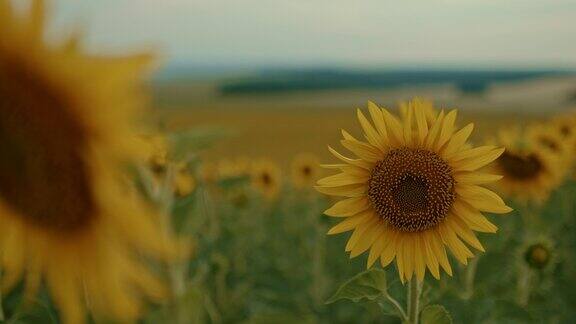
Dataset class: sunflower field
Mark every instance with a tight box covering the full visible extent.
[1,0,576,323]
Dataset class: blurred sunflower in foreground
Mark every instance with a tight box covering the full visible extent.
[0,1,174,323]
[251,159,282,199]
[488,127,564,204]
[291,153,321,189]
[316,99,511,283]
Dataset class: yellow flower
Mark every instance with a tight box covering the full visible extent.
[526,123,573,170]
[199,161,219,184]
[174,162,196,197]
[146,134,169,179]
[316,99,511,283]
[217,156,251,180]
[290,153,321,189]
[488,127,563,204]
[251,159,282,199]
[518,237,556,272]
[0,1,173,323]
[549,113,576,143]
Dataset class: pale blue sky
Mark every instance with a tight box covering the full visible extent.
[50,0,576,68]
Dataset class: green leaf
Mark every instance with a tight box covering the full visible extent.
[421,305,452,324]
[168,127,231,160]
[325,268,387,304]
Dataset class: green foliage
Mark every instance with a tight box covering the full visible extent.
[326,268,387,304]
[420,305,452,324]
[168,127,231,159]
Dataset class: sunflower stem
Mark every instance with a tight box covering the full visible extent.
[407,277,422,324]
[462,257,479,299]
[517,266,532,306]
[380,293,407,321]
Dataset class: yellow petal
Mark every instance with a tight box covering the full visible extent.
[328,146,373,170]
[367,229,389,268]
[327,210,375,234]
[414,103,429,146]
[451,200,498,233]
[350,222,385,258]
[452,147,505,171]
[450,145,496,161]
[382,108,405,147]
[456,184,512,214]
[315,184,366,197]
[435,109,457,150]
[446,216,485,252]
[403,105,414,147]
[422,232,440,279]
[368,101,389,143]
[442,123,474,158]
[430,229,452,276]
[324,197,370,217]
[414,236,426,282]
[317,172,368,186]
[403,235,415,281]
[425,110,445,149]
[438,223,473,265]
[357,109,385,150]
[395,235,405,283]
[345,217,379,251]
[341,139,382,162]
[454,171,503,185]
[380,230,398,268]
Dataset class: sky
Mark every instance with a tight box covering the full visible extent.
[50,0,576,69]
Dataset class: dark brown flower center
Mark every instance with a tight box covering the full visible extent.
[367,148,455,232]
[560,125,572,137]
[498,152,543,180]
[302,166,312,177]
[524,244,550,270]
[0,58,96,232]
[262,173,272,186]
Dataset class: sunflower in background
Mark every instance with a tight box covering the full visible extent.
[521,240,556,272]
[199,161,219,184]
[526,123,573,172]
[251,159,282,199]
[516,236,557,306]
[174,162,196,197]
[291,153,321,189]
[0,1,174,323]
[487,127,564,204]
[316,99,511,283]
[549,113,576,145]
[146,134,169,180]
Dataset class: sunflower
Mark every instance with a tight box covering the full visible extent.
[0,1,173,323]
[291,153,321,189]
[174,162,196,197]
[199,161,219,184]
[217,157,251,180]
[488,127,563,204]
[146,134,169,180]
[316,99,511,282]
[251,159,282,199]
[515,236,557,305]
[526,123,573,170]
[549,113,576,144]
[522,241,555,271]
